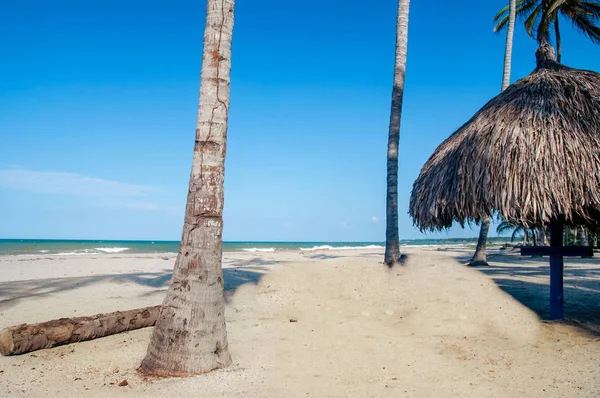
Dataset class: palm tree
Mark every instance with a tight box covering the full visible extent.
[470,0,517,267]
[496,220,528,243]
[385,0,411,266]
[139,0,235,376]
[494,0,600,63]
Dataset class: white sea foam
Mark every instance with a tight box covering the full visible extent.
[95,247,130,253]
[300,245,384,251]
[243,248,276,252]
[55,250,95,256]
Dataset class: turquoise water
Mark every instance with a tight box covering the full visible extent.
[0,238,511,256]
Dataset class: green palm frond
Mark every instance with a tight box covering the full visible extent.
[548,0,568,14]
[562,2,600,42]
[524,4,544,37]
[569,14,600,42]
[511,226,526,242]
[493,0,600,45]
[496,221,515,235]
[494,0,536,33]
[580,1,600,15]
[494,14,511,32]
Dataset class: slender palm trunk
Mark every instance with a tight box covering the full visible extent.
[538,225,548,246]
[577,227,589,246]
[471,220,490,266]
[554,17,562,63]
[501,0,516,91]
[385,0,410,266]
[471,0,515,267]
[139,0,235,376]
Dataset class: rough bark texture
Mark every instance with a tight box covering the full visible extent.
[385,0,410,266]
[471,0,516,266]
[0,306,159,356]
[139,0,234,376]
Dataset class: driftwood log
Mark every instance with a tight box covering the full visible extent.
[0,305,160,356]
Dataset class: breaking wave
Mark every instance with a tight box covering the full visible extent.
[299,245,384,251]
[243,248,276,252]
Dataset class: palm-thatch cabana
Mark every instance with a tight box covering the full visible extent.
[409,44,600,319]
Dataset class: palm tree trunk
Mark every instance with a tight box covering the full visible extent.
[385,0,411,266]
[471,0,516,266]
[554,16,562,63]
[139,0,234,376]
[501,0,517,91]
[538,226,548,246]
[538,0,551,44]
[577,227,589,246]
[470,219,490,266]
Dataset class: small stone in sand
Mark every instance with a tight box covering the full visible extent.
[118,380,128,387]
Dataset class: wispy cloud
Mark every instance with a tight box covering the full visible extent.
[99,200,163,211]
[0,169,164,211]
[371,216,380,223]
[0,169,156,197]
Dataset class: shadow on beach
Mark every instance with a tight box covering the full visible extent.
[0,256,289,312]
[454,251,600,336]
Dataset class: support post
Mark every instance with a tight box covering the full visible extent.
[549,216,565,320]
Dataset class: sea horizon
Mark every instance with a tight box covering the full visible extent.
[0,237,513,256]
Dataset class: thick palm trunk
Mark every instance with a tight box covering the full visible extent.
[1,306,159,356]
[471,0,516,266]
[139,0,234,376]
[384,0,410,266]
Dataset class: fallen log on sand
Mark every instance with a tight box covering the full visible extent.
[0,305,161,356]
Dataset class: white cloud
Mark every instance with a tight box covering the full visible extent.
[371,216,380,223]
[0,169,156,197]
[0,169,164,212]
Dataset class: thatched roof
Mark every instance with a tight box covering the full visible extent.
[410,44,600,230]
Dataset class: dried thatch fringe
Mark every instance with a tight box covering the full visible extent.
[410,45,600,231]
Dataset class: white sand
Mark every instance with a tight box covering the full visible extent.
[0,247,599,397]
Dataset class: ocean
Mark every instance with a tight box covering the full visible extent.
[0,238,512,256]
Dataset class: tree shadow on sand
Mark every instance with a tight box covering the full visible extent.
[0,257,288,311]
[453,252,600,336]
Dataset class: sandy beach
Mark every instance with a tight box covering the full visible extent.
[0,247,599,397]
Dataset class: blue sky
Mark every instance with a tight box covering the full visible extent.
[1,0,599,241]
